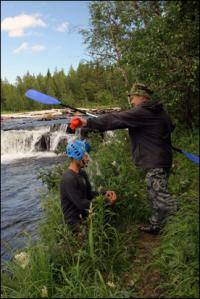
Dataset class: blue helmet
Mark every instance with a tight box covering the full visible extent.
[66,139,90,160]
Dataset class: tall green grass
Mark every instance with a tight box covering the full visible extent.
[152,199,199,298]
[1,129,199,298]
[149,130,199,298]
[2,193,138,298]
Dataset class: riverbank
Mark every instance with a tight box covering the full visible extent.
[1,106,121,120]
[1,109,65,119]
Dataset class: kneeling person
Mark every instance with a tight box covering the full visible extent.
[60,139,116,233]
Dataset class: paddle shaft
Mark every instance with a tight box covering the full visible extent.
[60,103,96,118]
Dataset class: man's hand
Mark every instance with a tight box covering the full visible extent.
[105,191,117,204]
[78,117,87,127]
[69,117,88,130]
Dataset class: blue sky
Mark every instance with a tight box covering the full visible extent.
[1,1,91,84]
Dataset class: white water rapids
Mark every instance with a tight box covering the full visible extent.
[1,124,68,163]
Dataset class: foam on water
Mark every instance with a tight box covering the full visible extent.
[1,152,59,164]
[1,123,68,163]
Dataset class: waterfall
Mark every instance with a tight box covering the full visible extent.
[1,124,68,163]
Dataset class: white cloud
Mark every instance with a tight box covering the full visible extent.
[13,43,46,54]
[56,21,69,33]
[26,31,43,37]
[31,45,46,52]
[13,42,29,53]
[1,13,47,37]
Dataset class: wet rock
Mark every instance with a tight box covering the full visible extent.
[40,113,56,121]
[50,124,61,132]
[35,133,50,151]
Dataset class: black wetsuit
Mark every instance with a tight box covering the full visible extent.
[60,169,99,230]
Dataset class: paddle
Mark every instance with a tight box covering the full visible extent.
[172,146,199,165]
[25,89,97,118]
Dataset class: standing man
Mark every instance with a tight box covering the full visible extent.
[60,139,117,235]
[74,83,178,234]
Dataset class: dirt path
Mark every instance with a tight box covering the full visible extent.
[122,229,163,298]
[133,232,162,298]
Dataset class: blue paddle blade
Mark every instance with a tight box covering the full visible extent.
[25,89,61,105]
[181,150,200,164]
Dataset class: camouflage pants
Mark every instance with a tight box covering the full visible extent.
[145,168,178,229]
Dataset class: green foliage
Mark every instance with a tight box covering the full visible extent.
[170,128,199,196]
[152,199,199,298]
[2,188,137,298]
[88,130,151,225]
[148,129,199,298]
[37,160,69,191]
[1,63,125,113]
[82,0,199,129]
[128,1,199,129]
[2,244,54,298]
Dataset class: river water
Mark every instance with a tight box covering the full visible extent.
[1,116,70,264]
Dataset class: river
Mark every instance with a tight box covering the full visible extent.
[1,115,70,264]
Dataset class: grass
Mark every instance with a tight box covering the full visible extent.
[152,199,199,298]
[1,129,199,298]
[148,130,199,298]
[2,192,136,298]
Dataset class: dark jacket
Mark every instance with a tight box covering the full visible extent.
[60,169,99,229]
[85,101,175,169]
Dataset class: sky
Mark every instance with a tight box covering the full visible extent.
[1,0,91,84]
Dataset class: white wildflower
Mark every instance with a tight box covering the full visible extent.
[41,286,48,298]
[88,203,95,220]
[128,280,135,287]
[88,203,94,215]
[111,161,117,166]
[107,281,116,288]
[14,251,30,269]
